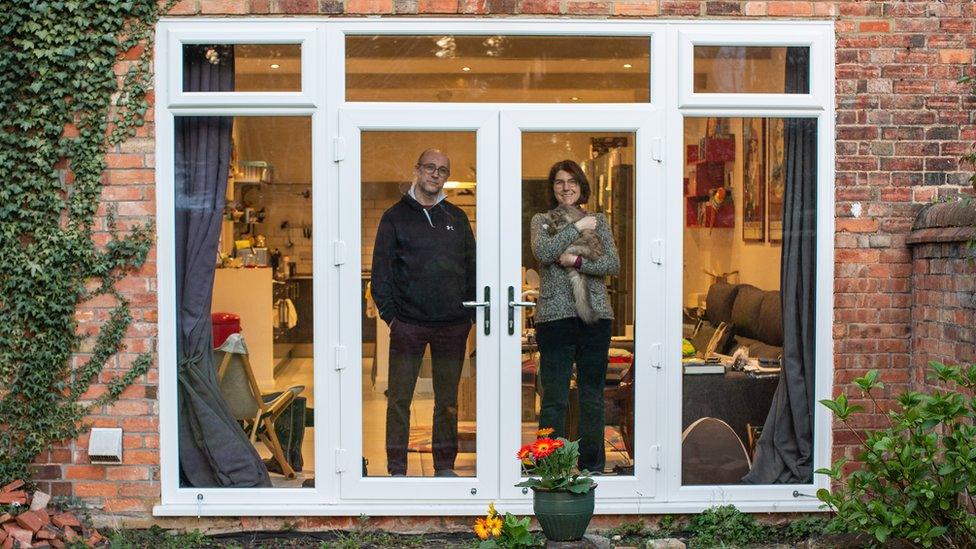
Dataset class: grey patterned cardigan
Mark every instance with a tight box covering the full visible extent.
[530,211,620,324]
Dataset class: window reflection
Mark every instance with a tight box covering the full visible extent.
[693,46,809,94]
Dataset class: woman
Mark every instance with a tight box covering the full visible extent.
[530,159,620,474]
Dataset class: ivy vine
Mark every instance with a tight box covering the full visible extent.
[0,0,171,485]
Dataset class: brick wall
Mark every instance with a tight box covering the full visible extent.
[44,0,976,524]
[907,202,976,391]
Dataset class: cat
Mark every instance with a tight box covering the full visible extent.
[546,204,604,324]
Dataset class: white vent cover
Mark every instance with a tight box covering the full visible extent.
[88,428,123,464]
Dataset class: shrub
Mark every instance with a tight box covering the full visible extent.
[817,363,976,548]
[686,505,770,548]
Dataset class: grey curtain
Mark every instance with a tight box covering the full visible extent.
[743,47,816,484]
[176,46,271,487]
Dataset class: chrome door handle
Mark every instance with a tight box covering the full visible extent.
[507,286,535,335]
[462,286,491,335]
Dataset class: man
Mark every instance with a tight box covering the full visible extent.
[371,149,476,478]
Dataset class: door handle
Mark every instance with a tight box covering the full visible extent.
[462,286,491,335]
[507,286,535,335]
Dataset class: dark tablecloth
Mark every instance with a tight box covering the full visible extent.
[682,371,779,446]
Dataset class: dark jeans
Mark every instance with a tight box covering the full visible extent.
[386,319,471,475]
[536,317,612,473]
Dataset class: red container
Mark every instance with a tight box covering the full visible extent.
[211,312,240,348]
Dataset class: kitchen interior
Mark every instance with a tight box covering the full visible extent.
[211,113,315,487]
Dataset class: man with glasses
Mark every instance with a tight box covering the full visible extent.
[372,148,476,478]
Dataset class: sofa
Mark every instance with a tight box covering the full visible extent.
[685,282,784,361]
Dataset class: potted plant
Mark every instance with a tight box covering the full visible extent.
[516,428,596,542]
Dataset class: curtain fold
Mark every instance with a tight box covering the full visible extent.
[176,46,271,487]
[743,47,817,484]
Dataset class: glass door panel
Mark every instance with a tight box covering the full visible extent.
[338,109,499,500]
[499,110,664,500]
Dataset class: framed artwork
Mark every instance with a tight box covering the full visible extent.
[766,118,785,243]
[741,118,765,242]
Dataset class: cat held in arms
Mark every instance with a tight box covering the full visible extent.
[546,204,604,324]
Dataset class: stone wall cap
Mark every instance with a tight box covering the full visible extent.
[908,201,976,245]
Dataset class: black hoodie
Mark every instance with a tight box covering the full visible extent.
[371,192,476,327]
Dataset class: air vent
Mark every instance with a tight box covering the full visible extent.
[87,428,123,464]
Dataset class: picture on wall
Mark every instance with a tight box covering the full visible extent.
[766,118,785,243]
[741,118,765,242]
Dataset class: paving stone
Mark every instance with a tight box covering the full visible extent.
[646,538,686,549]
[546,534,612,548]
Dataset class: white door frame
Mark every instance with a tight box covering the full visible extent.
[336,106,501,500]
[498,107,666,501]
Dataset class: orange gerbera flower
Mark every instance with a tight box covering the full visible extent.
[474,517,489,540]
[487,515,504,537]
[536,427,555,438]
[531,437,560,459]
[517,445,533,461]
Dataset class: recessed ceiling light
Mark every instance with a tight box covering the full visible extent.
[461,66,471,72]
[270,63,280,69]
[623,63,633,69]
[571,96,580,101]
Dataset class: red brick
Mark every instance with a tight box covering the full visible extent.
[858,21,889,33]
[766,1,812,16]
[520,0,558,12]
[199,0,247,12]
[565,0,609,14]
[614,0,658,15]
[72,482,117,498]
[345,0,392,11]
[418,0,457,11]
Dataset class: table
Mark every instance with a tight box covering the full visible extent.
[682,371,779,447]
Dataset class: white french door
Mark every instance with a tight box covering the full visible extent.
[337,107,501,500]
[337,106,664,502]
[498,109,666,501]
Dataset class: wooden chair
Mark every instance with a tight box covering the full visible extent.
[214,333,304,479]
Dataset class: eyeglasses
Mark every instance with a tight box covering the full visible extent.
[553,178,579,188]
[419,163,450,177]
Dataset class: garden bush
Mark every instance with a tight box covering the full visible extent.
[817,363,976,548]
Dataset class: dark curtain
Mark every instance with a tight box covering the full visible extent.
[743,47,816,484]
[176,46,271,487]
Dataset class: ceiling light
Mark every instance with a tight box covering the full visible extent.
[270,63,280,69]
[461,66,471,72]
[623,63,633,69]
[444,181,476,189]
[570,96,580,101]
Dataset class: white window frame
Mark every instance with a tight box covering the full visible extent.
[167,24,319,107]
[153,17,834,517]
[676,24,830,110]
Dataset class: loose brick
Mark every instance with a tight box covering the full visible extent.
[1,481,24,494]
[0,492,27,505]
[15,511,45,534]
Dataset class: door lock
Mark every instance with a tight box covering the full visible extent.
[507,286,536,335]
[462,286,491,335]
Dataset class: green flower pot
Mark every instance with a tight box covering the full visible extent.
[532,485,596,542]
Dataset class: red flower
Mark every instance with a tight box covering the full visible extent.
[517,445,533,461]
[530,438,562,459]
